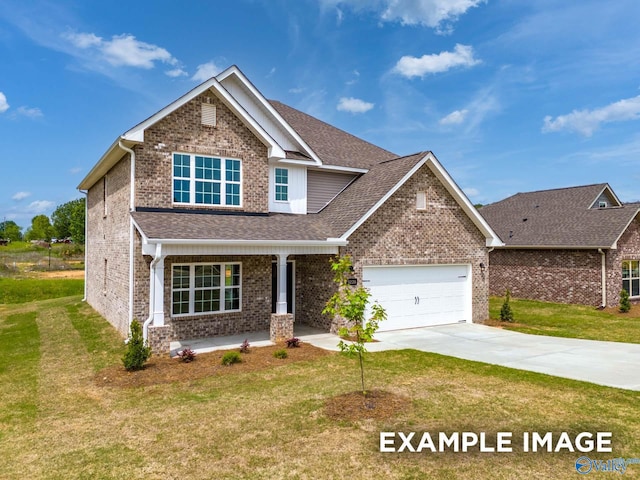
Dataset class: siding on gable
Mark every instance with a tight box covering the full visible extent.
[307,170,357,213]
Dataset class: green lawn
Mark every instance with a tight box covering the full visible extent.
[0,277,84,304]
[489,296,640,344]
[1,295,639,479]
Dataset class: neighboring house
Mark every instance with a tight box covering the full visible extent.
[78,65,501,354]
[480,184,640,307]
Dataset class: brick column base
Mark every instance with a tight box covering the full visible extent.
[270,313,294,342]
[148,325,172,355]
[330,315,352,335]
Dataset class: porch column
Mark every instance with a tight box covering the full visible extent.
[275,253,289,314]
[150,255,166,326]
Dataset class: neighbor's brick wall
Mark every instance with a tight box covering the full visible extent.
[489,249,602,306]
[85,154,132,338]
[608,215,640,306]
[162,255,272,340]
[134,92,269,213]
[341,163,490,323]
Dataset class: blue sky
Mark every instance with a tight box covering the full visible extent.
[1,0,640,228]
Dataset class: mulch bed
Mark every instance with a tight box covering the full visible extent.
[95,343,332,388]
[324,389,412,421]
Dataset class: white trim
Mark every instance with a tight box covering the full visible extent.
[340,152,502,247]
[271,259,296,315]
[494,245,613,250]
[310,164,369,174]
[171,261,242,317]
[588,184,622,209]
[217,66,322,165]
[610,208,640,249]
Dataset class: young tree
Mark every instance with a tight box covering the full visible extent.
[323,255,386,395]
[52,198,85,243]
[500,289,514,322]
[24,214,53,242]
[0,220,23,241]
[122,320,152,371]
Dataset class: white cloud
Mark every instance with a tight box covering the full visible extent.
[440,109,468,125]
[192,61,221,82]
[0,92,9,113]
[69,167,82,174]
[542,95,640,136]
[15,106,43,118]
[289,87,305,94]
[26,200,55,213]
[463,187,480,197]
[62,31,178,69]
[322,0,485,32]
[165,68,188,78]
[394,44,481,78]
[12,191,31,200]
[337,97,374,113]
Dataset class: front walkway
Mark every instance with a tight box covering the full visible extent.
[171,323,640,391]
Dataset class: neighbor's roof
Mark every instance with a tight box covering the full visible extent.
[269,100,398,169]
[480,183,640,248]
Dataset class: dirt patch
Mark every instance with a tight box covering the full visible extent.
[95,343,332,388]
[324,389,412,421]
[35,270,85,279]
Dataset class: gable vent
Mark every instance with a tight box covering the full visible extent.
[201,103,216,127]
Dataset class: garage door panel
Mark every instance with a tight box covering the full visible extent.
[364,265,470,331]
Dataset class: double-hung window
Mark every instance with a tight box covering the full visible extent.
[173,153,242,207]
[274,167,288,202]
[172,263,241,316]
[622,260,640,297]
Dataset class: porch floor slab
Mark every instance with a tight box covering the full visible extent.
[169,324,328,356]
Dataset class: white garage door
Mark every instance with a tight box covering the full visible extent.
[363,264,471,331]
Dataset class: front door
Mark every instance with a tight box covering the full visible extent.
[272,261,294,314]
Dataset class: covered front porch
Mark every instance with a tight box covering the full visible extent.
[169,323,335,356]
[137,237,344,354]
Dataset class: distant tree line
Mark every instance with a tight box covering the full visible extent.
[0,197,85,244]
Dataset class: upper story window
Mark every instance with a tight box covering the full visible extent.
[274,167,288,202]
[173,153,242,207]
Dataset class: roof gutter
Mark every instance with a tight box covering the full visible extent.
[143,238,348,247]
[143,243,163,342]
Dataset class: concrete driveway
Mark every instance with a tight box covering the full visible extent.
[299,323,640,391]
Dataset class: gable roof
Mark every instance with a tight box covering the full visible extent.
[268,100,398,169]
[480,183,640,248]
[131,151,502,247]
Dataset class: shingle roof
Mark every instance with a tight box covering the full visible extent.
[131,153,427,242]
[480,184,640,248]
[268,100,398,169]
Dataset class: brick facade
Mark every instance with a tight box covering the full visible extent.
[134,93,269,213]
[341,163,490,323]
[489,217,640,308]
[85,154,132,337]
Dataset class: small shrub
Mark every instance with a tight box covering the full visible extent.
[500,289,514,322]
[176,347,197,363]
[273,349,288,359]
[619,289,631,313]
[221,351,242,365]
[239,338,250,353]
[285,337,300,348]
[122,319,152,371]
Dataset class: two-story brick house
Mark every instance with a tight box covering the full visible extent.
[79,65,502,354]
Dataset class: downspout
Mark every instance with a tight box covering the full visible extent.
[598,249,606,308]
[78,189,88,301]
[143,243,162,341]
[118,140,136,327]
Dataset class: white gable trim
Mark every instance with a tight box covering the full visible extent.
[611,208,640,249]
[217,66,322,165]
[588,184,622,209]
[340,152,503,247]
